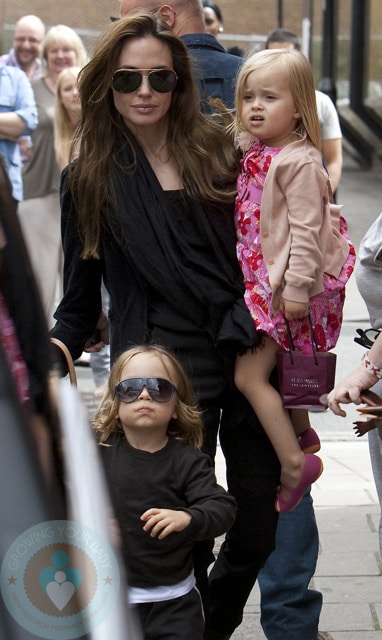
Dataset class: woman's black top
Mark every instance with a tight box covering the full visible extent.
[52,136,258,401]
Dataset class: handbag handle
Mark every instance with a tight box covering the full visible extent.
[50,338,77,386]
[285,314,318,366]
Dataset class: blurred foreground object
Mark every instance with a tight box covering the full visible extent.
[0,158,141,639]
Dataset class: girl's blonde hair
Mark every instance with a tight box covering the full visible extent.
[54,66,82,169]
[94,344,204,449]
[42,25,88,73]
[234,48,321,150]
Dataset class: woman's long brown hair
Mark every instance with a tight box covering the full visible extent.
[67,10,240,258]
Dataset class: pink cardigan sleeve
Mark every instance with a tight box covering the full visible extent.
[280,159,326,303]
[260,139,349,307]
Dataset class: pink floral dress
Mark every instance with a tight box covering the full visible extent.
[235,139,356,354]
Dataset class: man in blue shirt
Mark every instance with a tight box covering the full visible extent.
[0,15,45,81]
[0,64,38,205]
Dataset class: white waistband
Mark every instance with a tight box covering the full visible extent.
[128,571,196,604]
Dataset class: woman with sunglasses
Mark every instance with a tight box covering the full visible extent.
[95,344,236,639]
[51,11,280,637]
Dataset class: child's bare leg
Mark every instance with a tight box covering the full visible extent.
[235,336,304,489]
[292,409,321,454]
[291,409,311,437]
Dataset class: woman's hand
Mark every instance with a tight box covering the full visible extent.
[279,298,309,321]
[328,332,382,416]
[327,364,378,416]
[141,508,192,539]
[84,310,110,352]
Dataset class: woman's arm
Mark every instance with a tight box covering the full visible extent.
[50,172,103,361]
[327,332,382,416]
[322,137,342,193]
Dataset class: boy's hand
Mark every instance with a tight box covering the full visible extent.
[141,508,191,539]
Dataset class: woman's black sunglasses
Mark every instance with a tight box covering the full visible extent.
[114,377,177,403]
[112,68,178,94]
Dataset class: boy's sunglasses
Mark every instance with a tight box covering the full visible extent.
[112,68,178,94]
[114,377,177,403]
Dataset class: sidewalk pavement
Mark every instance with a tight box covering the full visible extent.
[76,153,382,639]
[214,440,382,640]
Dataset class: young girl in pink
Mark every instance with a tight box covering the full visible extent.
[232,49,355,512]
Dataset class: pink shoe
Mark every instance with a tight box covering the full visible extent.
[298,427,321,453]
[275,454,323,513]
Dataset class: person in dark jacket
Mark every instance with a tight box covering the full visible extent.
[120,0,243,110]
[51,11,280,638]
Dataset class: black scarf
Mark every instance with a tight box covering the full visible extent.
[108,136,258,354]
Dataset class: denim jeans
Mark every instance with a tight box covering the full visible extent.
[258,489,322,640]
